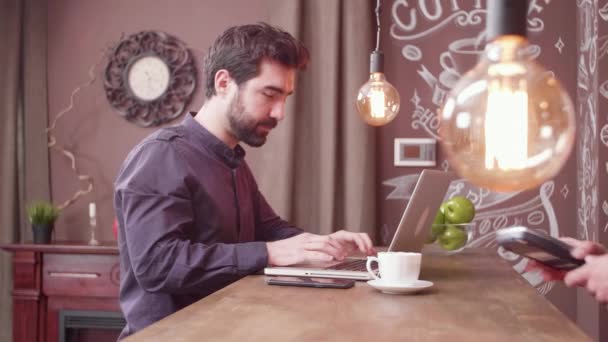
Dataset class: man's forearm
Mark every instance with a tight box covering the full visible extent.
[131,239,268,293]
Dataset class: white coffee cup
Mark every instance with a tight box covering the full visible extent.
[366,252,421,284]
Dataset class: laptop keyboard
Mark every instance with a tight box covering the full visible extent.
[326,259,373,272]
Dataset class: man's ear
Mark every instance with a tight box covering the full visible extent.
[214,69,232,97]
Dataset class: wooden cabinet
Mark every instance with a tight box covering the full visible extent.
[1,243,122,342]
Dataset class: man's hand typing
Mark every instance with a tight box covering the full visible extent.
[266,230,376,266]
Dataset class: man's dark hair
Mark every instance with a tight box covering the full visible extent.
[202,22,309,98]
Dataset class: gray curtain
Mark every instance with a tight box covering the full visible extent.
[248,0,377,240]
[0,0,50,340]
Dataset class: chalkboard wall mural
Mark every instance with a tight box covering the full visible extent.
[577,0,599,242]
[601,1,608,241]
[391,0,547,142]
[595,0,608,238]
[381,0,575,295]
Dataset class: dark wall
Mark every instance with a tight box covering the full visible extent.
[377,0,578,322]
[47,0,274,242]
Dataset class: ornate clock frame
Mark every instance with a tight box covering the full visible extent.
[103,30,197,127]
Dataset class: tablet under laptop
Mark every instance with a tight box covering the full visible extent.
[264,169,456,280]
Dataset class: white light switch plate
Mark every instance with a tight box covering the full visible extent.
[394,138,436,167]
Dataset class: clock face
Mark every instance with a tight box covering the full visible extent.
[127,55,171,101]
[104,30,197,127]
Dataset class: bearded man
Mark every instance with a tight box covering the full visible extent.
[114,23,374,339]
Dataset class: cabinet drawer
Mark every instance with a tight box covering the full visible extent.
[43,253,120,298]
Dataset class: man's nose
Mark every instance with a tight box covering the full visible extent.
[270,101,286,121]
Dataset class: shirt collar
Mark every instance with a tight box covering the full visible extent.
[182,113,246,168]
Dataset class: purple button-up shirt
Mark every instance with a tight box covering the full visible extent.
[114,113,302,338]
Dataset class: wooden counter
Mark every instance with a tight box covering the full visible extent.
[125,248,591,342]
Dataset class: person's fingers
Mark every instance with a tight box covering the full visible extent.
[325,231,357,253]
[358,233,375,255]
[559,237,588,259]
[580,256,608,302]
[327,230,348,242]
[330,231,375,255]
[587,279,601,301]
[560,237,606,259]
[571,243,602,259]
[585,255,598,263]
[310,233,342,247]
[588,242,606,255]
[325,235,348,256]
[587,279,598,295]
[305,240,344,260]
[571,248,586,260]
[595,288,608,303]
[346,234,369,255]
[312,235,348,258]
[303,250,334,263]
[570,246,593,259]
[564,266,591,287]
[559,236,583,247]
[305,240,340,258]
[347,234,368,254]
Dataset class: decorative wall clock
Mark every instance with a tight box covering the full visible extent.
[103,31,197,127]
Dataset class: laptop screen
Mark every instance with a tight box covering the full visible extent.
[388,170,456,253]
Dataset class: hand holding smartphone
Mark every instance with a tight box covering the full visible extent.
[266,276,355,289]
[496,227,584,271]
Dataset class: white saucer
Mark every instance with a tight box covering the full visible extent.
[367,279,433,295]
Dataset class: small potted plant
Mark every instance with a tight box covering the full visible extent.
[27,201,60,244]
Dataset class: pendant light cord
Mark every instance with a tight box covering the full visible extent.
[375,0,381,52]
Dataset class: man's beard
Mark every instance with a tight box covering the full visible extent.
[227,92,277,147]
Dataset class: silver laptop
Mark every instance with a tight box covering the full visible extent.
[264,169,455,280]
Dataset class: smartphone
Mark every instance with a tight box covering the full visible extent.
[266,276,355,289]
[496,226,584,271]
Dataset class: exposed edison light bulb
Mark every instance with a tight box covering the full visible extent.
[356,51,400,126]
[356,71,400,126]
[438,1,575,192]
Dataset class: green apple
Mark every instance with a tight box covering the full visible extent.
[441,196,475,224]
[438,225,468,251]
[427,208,446,243]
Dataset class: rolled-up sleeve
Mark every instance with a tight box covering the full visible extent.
[115,141,268,295]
